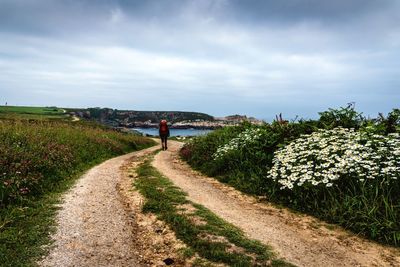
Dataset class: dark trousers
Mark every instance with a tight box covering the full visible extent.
[160,134,168,150]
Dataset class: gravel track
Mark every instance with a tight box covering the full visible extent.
[40,146,159,267]
[153,141,400,267]
[39,139,400,267]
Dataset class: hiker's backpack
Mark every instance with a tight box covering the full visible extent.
[160,120,168,134]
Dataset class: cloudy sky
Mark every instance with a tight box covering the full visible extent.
[0,0,399,119]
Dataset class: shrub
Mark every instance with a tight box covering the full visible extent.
[181,125,245,176]
[181,105,400,246]
[318,103,364,129]
[181,121,318,194]
[267,128,400,245]
[269,128,400,189]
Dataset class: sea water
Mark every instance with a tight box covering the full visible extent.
[131,127,213,137]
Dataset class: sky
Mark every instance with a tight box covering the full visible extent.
[0,0,399,120]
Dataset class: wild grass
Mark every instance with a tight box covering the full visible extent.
[134,157,292,266]
[0,119,155,266]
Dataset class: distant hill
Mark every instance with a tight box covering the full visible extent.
[68,108,214,126]
[0,106,262,129]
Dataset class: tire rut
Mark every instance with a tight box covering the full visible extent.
[152,141,400,267]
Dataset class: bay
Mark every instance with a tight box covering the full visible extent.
[131,127,213,137]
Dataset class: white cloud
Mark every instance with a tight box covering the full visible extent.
[0,0,399,118]
[110,7,124,24]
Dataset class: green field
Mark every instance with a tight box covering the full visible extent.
[0,106,68,120]
[0,105,65,114]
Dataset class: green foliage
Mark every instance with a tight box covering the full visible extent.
[0,119,155,266]
[360,108,400,135]
[182,105,400,246]
[0,184,69,267]
[318,103,364,129]
[134,157,292,267]
[181,121,317,195]
[0,120,155,206]
[377,108,400,134]
[180,125,245,176]
[268,128,400,245]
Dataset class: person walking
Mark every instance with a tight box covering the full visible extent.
[159,119,170,150]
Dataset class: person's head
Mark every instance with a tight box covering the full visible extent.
[161,119,167,124]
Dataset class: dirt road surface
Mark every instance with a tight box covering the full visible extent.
[40,146,159,267]
[153,140,400,267]
[39,139,400,267]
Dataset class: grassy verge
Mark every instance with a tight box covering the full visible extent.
[1,170,86,266]
[181,122,400,246]
[134,156,292,267]
[0,119,156,266]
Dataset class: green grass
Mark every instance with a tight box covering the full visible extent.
[169,136,194,143]
[0,118,156,266]
[134,156,293,267]
[0,106,69,121]
[1,170,84,267]
[0,106,65,115]
[0,106,69,122]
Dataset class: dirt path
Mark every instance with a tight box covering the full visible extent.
[153,141,400,267]
[40,146,159,267]
[71,115,80,122]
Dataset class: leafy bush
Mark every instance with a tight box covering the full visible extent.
[180,125,245,176]
[181,121,317,194]
[182,105,400,246]
[377,109,400,134]
[318,103,364,129]
[359,108,400,135]
[268,128,400,244]
[269,128,399,189]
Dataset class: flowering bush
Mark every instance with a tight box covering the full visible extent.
[180,125,245,175]
[182,109,400,245]
[182,121,317,195]
[213,128,265,160]
[269,128,400,190]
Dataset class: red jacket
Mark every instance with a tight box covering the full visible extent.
[159,120,170,136]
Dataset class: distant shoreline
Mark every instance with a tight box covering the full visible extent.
[129,127,213,137]
[129,125,219,130]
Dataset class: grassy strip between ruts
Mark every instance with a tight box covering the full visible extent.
[134,155,293,267]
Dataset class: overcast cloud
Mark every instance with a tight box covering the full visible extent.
[0,0,399,119]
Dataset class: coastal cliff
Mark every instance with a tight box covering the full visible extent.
[69,108,263,129]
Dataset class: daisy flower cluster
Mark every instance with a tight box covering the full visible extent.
[213,128,264,160]
[268,128,400,190]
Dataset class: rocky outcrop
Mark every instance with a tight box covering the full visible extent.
[69,108,263,129]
